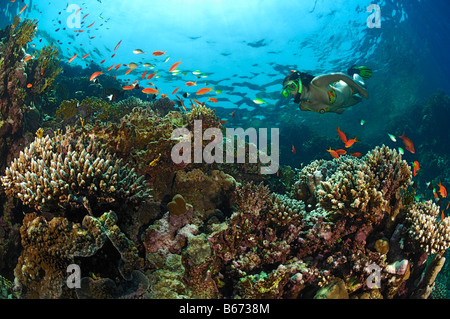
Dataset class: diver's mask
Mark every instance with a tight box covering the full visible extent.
[281,80,302,103]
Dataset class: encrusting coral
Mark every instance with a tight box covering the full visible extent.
[15,210,144,298]
[1,132,150,213]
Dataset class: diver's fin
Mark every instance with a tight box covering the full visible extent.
[347,65,372,80]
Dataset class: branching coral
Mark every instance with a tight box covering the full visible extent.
[1,133,150,213]
[405,200,450,255]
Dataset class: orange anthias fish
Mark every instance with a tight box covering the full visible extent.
[141,70,147,79]
[87,21,95,28]
[413,161,420,177]
[292,144,296,154]
[26,83,32,88]
[125,68,133,75]
[186,81,197,86]
[82,53,90,59]
[351,152,362,157]
[152,51,166,56]
[24,55,33,62]
[142,87,159,94]
[107,64,115,71]
[114,40,122,51]
[68,54,78,63]
[398,131,415,154]
[172,87,179,95]
[345,137,358,148]
[231,110,236,118]
[208,97,218,103]
[196,87,213,95]
[19,3,27,14]
[122,85,136,90]
[438,181,447,198]
[114,64,122,71]
[336,149,347,155]
[327,148,340,159]
[336,126,347,144]
[169,60,181,73]
[89,71,103,81]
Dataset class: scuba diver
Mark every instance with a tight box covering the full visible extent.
[281,65,372,114]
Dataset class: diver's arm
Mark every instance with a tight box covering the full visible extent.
[313,73,369,99]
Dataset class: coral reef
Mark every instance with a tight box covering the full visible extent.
[1,133,150,213]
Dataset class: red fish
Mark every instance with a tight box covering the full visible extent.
[27,83,33,88]
[107,64,115,71]
[89,71,103,81]
[351,152,362,157]
[24,55,33,62]
[152,51,166,56]
[196,87,213,95]
[193,99,204,106]
[337,126,347,144]
[141,70,147,79]
[231,110,235,118]
[413,161,420,177]
[292,144,296,154]
[345,137,358,148]
[82,14,90,20]
[87,21,95,28]
[114,40,122,51]
[19,3,27,14]
[111,53,116,58]
[336,149,347,155]
[169,60,181,73]
[186,81,197,86]
[220,120,227,124]
[82,53,90,59]
[68,54,78,63]
[327,148,340,159]
[125,68,133,75]
[114,64,122,71]
[398,131,415,154]
[100,59,106,64]
[172,87,179,95]
[122,85,136,90]
[142,87,159,94]
[146,72,156,80]
[208,97,218,103]
[438,181,447,198]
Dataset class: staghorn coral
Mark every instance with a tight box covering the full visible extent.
[1,133,150,213]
